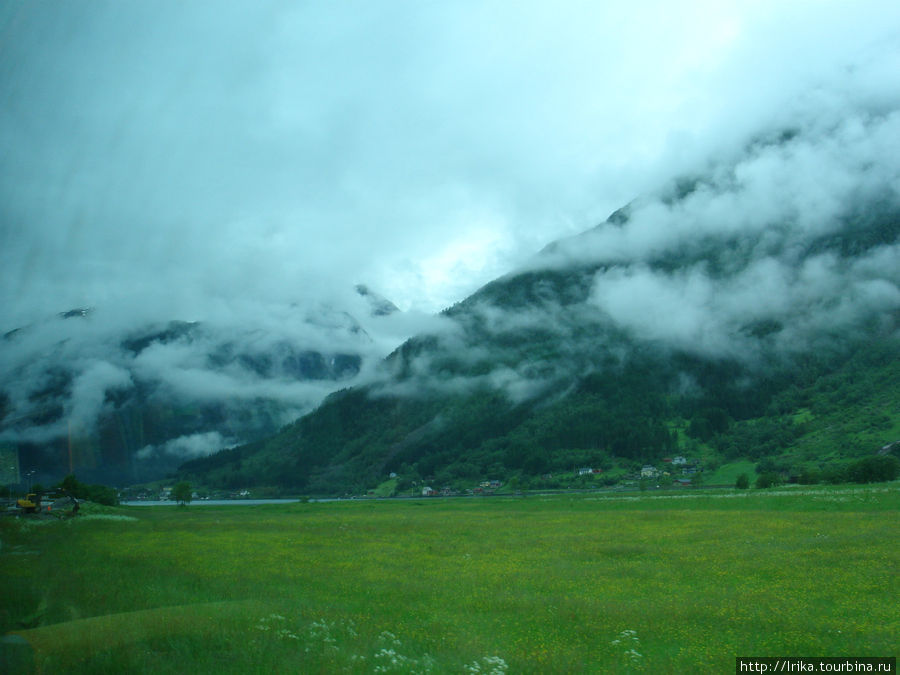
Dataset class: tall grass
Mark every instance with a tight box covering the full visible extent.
[1,484,898,673]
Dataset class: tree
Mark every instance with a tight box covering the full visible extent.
[735,473,750,489]
[845,456,900,484]
[59,474,81,495]
[755,472,781,489]
[172,481,192,505]
[796,468,821,485]
[821,465,846,484]
[56,474,119,505]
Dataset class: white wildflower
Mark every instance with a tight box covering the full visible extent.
[372,645,434,674]
[378,630,402,647]
[466,656,507,674]
[77,514,139,522]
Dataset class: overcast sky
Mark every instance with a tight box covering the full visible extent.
[2,0,900,332]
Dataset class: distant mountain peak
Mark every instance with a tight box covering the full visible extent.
[355,284,400,317]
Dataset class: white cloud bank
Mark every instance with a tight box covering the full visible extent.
[575,107,900,360]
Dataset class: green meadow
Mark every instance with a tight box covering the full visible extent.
[1,485,898,673]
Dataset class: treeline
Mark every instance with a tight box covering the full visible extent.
[745,453,899,490]
[56,473,119,506]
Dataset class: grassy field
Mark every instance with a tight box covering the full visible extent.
[702,460,757,486]
[1,485,898,673]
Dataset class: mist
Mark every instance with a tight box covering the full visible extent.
[579,108,900,360]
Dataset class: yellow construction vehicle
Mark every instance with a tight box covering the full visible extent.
[16,493,42,513]
[15,490,79,516]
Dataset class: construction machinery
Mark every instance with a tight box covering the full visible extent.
[15,492,42,513]
[15,490,78,515]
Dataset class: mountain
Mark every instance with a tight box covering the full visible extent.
[180,118,900,495]
[0,286,400,485]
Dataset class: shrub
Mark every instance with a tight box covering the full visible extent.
[735,473,750,490]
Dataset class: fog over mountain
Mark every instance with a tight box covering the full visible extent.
[0,287,416,481]
[1,1,899,484]
[534,109,900,361]
[367,98,900,403]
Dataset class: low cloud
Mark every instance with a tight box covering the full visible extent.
[137,431,234,462]
[0,293,408,454]
[67,360,133,431]
[590,247,900,361]
[542,108,900,271]
[545,102,900,362]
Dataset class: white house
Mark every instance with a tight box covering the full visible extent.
[640,465,659,478]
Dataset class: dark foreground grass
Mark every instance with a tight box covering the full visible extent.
[1,484,898,673]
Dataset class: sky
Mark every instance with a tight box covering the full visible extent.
[2,0,899,332]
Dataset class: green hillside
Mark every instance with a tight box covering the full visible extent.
[179,327,898,495]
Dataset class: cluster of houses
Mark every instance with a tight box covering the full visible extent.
[574,456,701,484]
[639,456,700,485]
[415,457,703,496]
[421,479,503,497]
[125,487,250,501]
